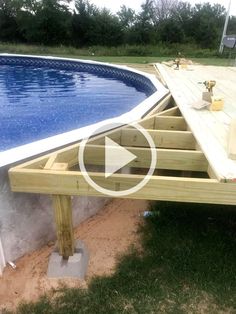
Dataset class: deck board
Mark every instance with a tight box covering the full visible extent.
[156,64,236,182]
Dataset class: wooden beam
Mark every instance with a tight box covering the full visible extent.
[157,106,180,116]
[207,165,218,179]
[138,115,187,131]
[88,127,122,146]
[154,64,167,86]
[51,163,69,171]
[137,116,155,129]
[81,145,208,172]
[120,129,196,150]
[52,195,74,259]
[143,93,171,116]
[44,154,58,170]
[154,116,187,130]
[228,119,236,160]
[11,104,180,171]
[9,168,236,205]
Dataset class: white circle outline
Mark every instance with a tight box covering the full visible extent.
[78,121,157,197]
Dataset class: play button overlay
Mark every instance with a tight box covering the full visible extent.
[105,137,137,178]
[78,120,157,197]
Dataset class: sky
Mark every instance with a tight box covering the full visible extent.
[89,0,236,16]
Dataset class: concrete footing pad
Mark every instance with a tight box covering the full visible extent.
[47,240,89,279]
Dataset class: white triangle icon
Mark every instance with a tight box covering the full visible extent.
[105,137,137,178]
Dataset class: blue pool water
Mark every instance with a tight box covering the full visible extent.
[0,64,152,152]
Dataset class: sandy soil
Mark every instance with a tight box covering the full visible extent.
[0,199,148,311]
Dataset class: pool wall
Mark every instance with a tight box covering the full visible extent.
[0,55,168,274]
[0,165,110,273]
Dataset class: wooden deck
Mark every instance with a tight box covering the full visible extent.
[156,64,236,182]
[8,63,236,258]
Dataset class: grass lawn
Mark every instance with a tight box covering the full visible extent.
[5,201,236,314]
[0,53,231,66]
[67,56,232,66]
[0,43,233,66]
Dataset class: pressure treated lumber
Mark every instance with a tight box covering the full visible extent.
[9,168,236,205]
[156,63,236,181]
[157,106,180,116]
[52,195,74,258]
[44,154,58,170]
[138,116,155,129]
[154,116,187,130]
[12,103,177,172]
[143,93,171,116]
[51,163,69,171]
[120,129,196,149]
[81,145,208,171]
[45,156,72,258]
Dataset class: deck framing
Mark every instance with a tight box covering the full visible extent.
[9,101,236,202]
[8,65,236,258]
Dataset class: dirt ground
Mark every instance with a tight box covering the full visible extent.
[0,199,148,311]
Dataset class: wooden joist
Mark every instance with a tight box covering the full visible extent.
[81,145,208,172]
[138,116,155,129]
[154,116,187,130]
[44,154,58,170]
[120,129,196,150]
[138,116,187,131]
[143,93,172,116]
[157,106,180,116]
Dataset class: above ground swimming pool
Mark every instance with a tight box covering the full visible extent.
[0,54,168,167]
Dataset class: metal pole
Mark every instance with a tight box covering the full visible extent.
[219,0,232,54]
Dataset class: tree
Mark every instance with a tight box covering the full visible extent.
[72,0,98,46]
[153,0,179,23]
[189,3,225,48]
[170,1,192,40]
[117,5,136,29]
[133,0,156,44]
[32,0,72,45]
[90,8,123,46]
[228,16,236,35]
[116,5,136,44]
[0,0,233,49]
[159,18,185,43]
[0,0,23,41]
[154,1,191,43]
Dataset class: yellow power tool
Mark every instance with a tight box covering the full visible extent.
[199,80,216,93]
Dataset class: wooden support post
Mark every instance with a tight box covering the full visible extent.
[45,160,73,258]
[52,195,74,259]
